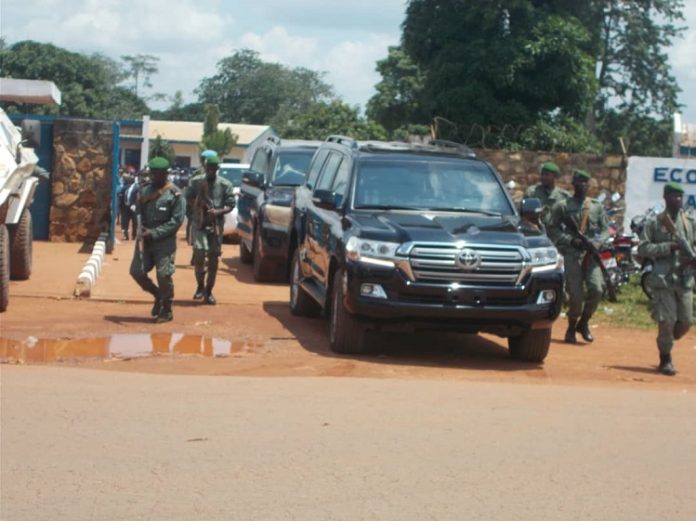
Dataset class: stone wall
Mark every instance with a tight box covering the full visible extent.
[474,149,626,202]
[50,119,114,242]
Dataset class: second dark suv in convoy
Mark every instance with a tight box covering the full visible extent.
[289,136,563,362]
[237,137,319,281]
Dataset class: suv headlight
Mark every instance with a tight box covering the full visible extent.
[527,246,562,272]
[345,237,400,267]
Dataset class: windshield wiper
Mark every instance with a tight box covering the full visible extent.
[354,204,421,211]
[425,207,503,217]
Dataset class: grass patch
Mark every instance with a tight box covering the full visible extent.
[579,276,655,329]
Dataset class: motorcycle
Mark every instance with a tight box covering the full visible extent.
[597,192,636,291]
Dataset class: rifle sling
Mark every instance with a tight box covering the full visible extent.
[139,183,175,206]
[579,197,591,234]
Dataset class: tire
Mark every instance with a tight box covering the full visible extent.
[289,249,320,317]
[329,269,371,354]
[9,208,32,280]
[252,226,274,282]
[0,225,10,312]
[508,328,551,363]
[239,237,253,264]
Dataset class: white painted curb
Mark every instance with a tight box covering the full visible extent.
[74,233,108,298]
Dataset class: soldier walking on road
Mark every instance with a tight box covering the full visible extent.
[185,155,235,305]
[524,161,569,227]
[547,169,608,344]
[129,157,186,323]
[637,181,695,376]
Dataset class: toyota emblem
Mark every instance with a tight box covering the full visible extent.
[456,248,481,270]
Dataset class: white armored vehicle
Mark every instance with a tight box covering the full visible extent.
[0,78,61,311]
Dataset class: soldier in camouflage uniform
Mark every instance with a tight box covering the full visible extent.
[637,181,695,376]
[547,169,608,344]
[185,155,235,305]
[129,157,186,323]
[524,161,570,227]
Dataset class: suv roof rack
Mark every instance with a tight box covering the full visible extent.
[326,135,358,149]
[428,139,476,158]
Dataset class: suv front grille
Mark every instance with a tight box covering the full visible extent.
[407,243,525,285]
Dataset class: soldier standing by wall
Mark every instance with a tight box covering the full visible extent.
[185,155,235,305]
[129,157,186,323]
[637,181,695,376]
[547,169,608,344]
[524,161,569,226]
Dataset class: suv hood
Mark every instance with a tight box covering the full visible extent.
[349,211,551,248]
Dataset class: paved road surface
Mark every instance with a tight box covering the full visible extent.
[2,366,696,521]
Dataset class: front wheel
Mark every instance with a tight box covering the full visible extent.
[239,237,253,264]
[508,328,551,363]
[329,269,371,354]
[289,249,320,317]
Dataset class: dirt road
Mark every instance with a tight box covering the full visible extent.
[3,237,696,388]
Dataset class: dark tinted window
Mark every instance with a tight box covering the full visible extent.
[272,150,315,186]
[305,149,329,189]
[316,154,342,191]
[250,148,271,176]
[353,159,513,214]
[218,167,245,187]
[331,157,351,207]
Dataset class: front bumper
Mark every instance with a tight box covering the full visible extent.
[343,262,563,336]
[258,205,293,262]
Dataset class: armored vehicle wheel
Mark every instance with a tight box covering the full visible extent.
[0,225,9,312]
[508,328,551,363]
[329,270,371,354]
[9,208,32,280]
[289,249,320,317]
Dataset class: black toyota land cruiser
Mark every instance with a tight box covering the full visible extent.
[237,137,319,281]
[289,136,563,362]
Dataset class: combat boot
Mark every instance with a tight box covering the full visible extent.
[151,297,161,317]
[564,318,578,344]
[204,288,217,305]
[576,314,594,342]
[155,299,173,323]
[193,272,205,300]
[658,354,677,376]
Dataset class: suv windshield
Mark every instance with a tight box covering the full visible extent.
[353,159,513,215]
[272,150,315,186]
[218,168,244,187]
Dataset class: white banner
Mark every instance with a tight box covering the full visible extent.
[624,156,696,232]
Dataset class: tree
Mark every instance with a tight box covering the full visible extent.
[151,91,205,121]
[367,46,427,135]
[121,54,160,99]
[196,49,334,126]
[149,134,176,164]
[0,40,149,119]
[281,100,387,141]
[201,104,237,158]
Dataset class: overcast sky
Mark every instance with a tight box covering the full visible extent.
[2,0,695,122]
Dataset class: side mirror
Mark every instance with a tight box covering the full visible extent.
[520,197,542,219]
[20,119,41,149]
[242,171,264,188]
[312,189,337,210]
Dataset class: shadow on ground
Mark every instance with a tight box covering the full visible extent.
[262,301,543,373]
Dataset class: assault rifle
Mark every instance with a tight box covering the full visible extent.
[659,212,696,267]
[562,215,618,302]
[195,179,222,236]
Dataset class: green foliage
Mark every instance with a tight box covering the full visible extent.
[196,49,334,126]
[151,91,204,121]
[149,135,176,164]
[518,115,601,153]
[367,46,427,134]
[597,111,673,157]
[593,278,654,329]
[121,54,160,100]
[201,103,237,157]
[0,40,149,119]
[281,100,387,141]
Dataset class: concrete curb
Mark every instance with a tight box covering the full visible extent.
[74,233,108,298]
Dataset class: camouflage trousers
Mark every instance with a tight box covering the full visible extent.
[650,286,693,355]
[129,243,176,301]
[563,253,604,320]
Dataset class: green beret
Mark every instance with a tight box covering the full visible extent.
[205,155,220,165]
[572,168,591,181]
[540,161,560,175]
[148,157,169,170]
[664,181,684,195]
